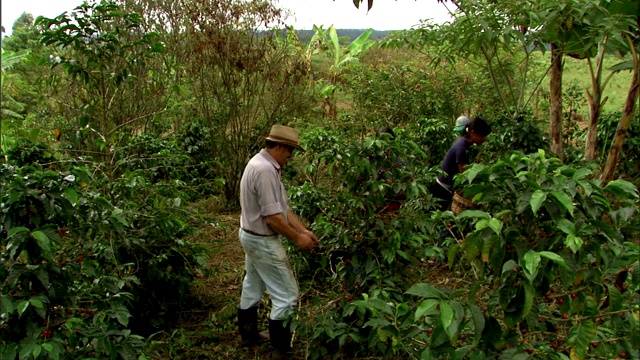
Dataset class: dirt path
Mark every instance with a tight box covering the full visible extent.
[151,205,281,359]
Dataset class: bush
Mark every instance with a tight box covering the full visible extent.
[348,63,463,126]
[1,142,208,358]
[290,148,639,359]
[479,112,550,162]
[112,126,224,202]
[288,129,449,358]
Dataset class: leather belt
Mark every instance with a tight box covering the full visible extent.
[241,228,275,237]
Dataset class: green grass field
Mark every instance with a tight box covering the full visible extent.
[560,54,634,116]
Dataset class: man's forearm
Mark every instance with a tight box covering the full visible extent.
[287,210,308,233]
[265,213,301,242]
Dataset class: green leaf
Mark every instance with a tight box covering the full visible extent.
[550,191,574,216]
[609,59,634,72]
[488,218,503,235]
[32,230,54,262]
[475,219,489,231]
[445,301,465,341]
[466,164,485,183]
[501,260,518,275]
[530,189,547,215]
[114,310,131,326]
[604,179,638,198]
[1,343,17,360]
[566,320,596,359]
[539,251,568,268]
[367,298,394,315]
[565,235,583,253]
[7,227,29,238]
[320,84,337,96]
[440,302,453,330]
[469,305,485,345]
[41,343,54,354]
[63,187,79,205]
[415,299,439,321]
[406,283,445,299]
[29,298,44,309]
[376,327,389,342]
[1,295,14,314]
[19,343,38,360]
[522,283,535,319]
[16,300,29,317]
[557,219,577,236]
[110,208,130,227]
[606,284,623,311]
[457,210,491,220]
[522,250,541,283]
[572,168,591,180]
[32,345,42,359]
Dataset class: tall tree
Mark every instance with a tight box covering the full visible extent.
[579,0,640,160]
[146,0,314,205]
[2,13,37,52]
[602,14,640,180]
[37,1,167,177]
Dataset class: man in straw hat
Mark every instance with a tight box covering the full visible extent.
[237,125,319,359]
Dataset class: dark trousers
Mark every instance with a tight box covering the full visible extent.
[429,182,453,212]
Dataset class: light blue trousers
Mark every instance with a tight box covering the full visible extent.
[238,229,299,320]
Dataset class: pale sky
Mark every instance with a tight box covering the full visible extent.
[2,0,453,36]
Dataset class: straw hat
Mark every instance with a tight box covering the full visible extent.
[263,125,305,152]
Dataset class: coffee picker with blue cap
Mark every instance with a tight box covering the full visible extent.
[430,116,492,211]
[237,125,318,360]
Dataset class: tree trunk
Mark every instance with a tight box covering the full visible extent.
[585,48,608,161]
[601,46,639,181]
[549,43,564,157]
[584,92,602,161]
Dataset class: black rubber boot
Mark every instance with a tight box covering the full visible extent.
[269,319,292,360]
[238,307,261,347]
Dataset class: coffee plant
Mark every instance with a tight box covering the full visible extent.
[1,163,146,359]
[1,141,208,359]
[289,128,453,358]
[479,112,550,163]
[290,146,638,359]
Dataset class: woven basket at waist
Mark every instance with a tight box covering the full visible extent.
[451,191,473,215]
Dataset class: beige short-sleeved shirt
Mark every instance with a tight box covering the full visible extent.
[239,149,290,236]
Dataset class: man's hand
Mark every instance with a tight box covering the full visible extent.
[305,229,319,243]
[294,231,318,251]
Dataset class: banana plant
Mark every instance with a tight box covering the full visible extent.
[1,48,30,158]
[317,25,375,121]
[1,48,29,120]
